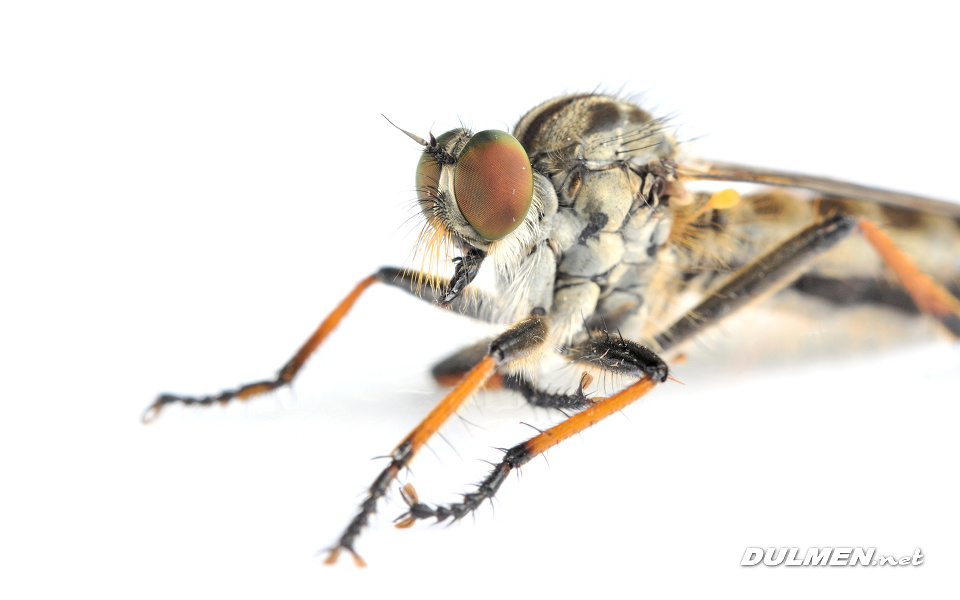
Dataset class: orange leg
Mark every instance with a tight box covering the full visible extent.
[145,265,504,423]
[324,315,549,567]
[143,274,378,423]
[430,339,506,389]
[858,218,960,336]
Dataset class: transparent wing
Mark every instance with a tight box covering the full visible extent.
[678,159,960,218]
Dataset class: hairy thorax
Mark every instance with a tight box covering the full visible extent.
[509,95,679,344]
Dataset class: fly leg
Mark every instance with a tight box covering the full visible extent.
[431,340,599,410]
[394,332,667,526]
[857,219,960,336]
[655,213,858,351]
[324,313,549,567]
[143,273,378,423]
[430,340,504,388]
[655,213,960,352]
[501,372,597,412]
[432,340,604,411]
[144,266,502,423]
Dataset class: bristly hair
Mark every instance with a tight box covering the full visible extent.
[404,203,456,297]
[668,189,789,279]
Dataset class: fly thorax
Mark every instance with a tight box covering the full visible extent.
[512,93,676,284]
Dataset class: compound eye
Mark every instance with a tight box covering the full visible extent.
[454,130,533,241]
[415,131,456,204]
[415,152,441,203]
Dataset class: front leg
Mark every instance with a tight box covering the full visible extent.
[143,273,378,423]
[144,265,503,423]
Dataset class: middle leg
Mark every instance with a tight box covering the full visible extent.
[395,333,668,525]
[431,340,597,411]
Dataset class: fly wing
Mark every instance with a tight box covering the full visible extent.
[678,159,960,219]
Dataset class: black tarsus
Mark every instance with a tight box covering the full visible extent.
[502,373,594,412]
[144,379,285,423]
[396,457,518,525]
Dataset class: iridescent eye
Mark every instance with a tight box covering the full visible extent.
[415,131,455,204]
[454,130,533,241]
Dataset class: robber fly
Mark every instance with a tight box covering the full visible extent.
[144,94,960,566]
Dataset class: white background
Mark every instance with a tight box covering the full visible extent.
[2,2,959,599]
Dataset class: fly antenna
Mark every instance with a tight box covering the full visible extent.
[382,114,429,147]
